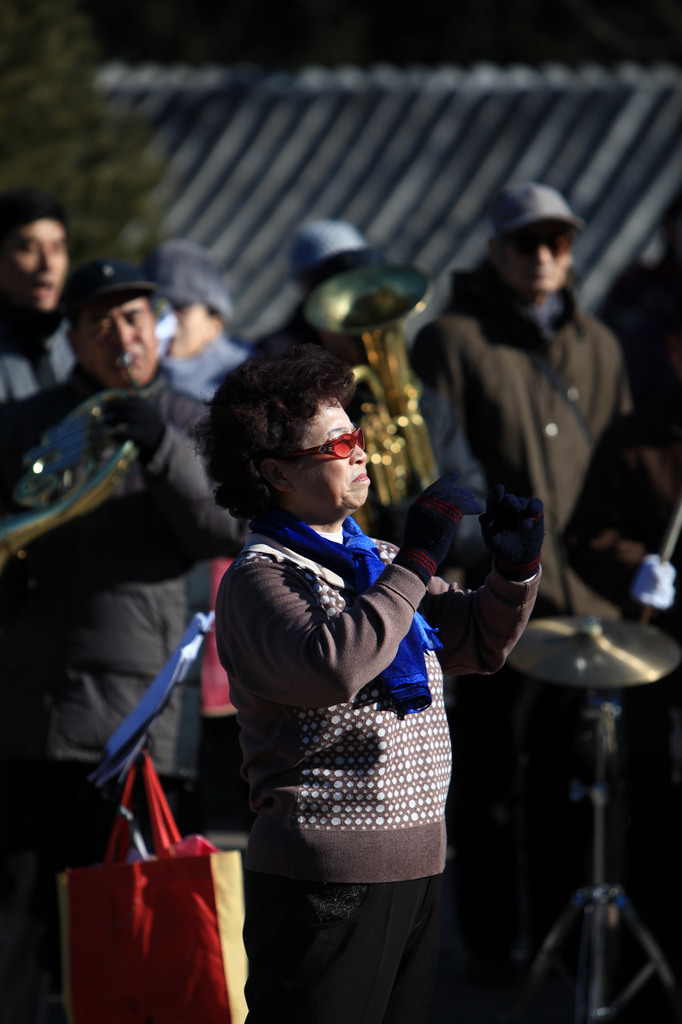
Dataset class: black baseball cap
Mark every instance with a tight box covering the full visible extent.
[64,258,157,316]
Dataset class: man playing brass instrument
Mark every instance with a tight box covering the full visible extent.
[0,258,244,1020]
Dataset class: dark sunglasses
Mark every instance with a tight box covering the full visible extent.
[280,426,365,461]
[507,231,573,257]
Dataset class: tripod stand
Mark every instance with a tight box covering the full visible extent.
[512,692,682,1023]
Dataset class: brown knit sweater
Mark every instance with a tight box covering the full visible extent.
[216,533,539,883]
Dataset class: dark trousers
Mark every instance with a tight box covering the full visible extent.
[243,869,443,1024]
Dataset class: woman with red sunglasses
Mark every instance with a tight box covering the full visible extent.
[198,344,543,1024]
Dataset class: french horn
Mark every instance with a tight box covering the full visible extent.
[304,263,438,530]
[0,390,139,576]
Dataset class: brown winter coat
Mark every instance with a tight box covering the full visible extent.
[412,261,632,617]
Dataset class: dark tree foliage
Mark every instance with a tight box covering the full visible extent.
[83,0,682,67]
[0,0,164,265]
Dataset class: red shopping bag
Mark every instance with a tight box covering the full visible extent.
[58,753,247,1024]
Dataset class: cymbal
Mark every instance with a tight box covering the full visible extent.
[507,616,682,687]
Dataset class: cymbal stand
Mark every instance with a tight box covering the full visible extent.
[511,693,682,1023]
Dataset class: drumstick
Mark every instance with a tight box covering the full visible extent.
[640,490,682,624]
[659,491,682,565]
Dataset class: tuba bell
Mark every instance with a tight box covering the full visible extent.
[304,263,438,531]
[0,390,139,577]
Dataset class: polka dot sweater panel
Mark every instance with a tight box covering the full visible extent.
[295,657,450,833]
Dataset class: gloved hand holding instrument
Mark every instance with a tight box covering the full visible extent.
[104,396,166,465]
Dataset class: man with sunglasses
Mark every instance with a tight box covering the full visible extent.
[412,181,632,985]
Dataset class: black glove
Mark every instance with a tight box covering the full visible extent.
[394,471,485,585]
[479,484,544,581]
[104,396,165,465]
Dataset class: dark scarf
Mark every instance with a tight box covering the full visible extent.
[0,293,63,359]
[249,508,441,716]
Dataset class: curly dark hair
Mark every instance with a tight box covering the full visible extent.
[197,345,356,518]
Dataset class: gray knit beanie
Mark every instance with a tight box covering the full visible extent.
[142,239,233,320]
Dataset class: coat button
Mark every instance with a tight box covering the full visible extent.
[545,423,559,437]
[567,386,580,402]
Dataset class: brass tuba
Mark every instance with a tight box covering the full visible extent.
[304,263,438,531]
[0,390,139,576]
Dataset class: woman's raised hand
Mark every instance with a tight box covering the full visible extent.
[479,484,544,581]
[394,471,484,584]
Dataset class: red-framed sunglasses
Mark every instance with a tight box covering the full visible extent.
[280,426,365,460]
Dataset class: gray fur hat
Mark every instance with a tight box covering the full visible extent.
[142,239,233,320]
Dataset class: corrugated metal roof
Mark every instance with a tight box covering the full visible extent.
[98,62,682,336]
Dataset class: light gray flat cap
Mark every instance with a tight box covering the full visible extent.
[490,182,585,236]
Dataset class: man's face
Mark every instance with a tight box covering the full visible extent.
[69,292,159,389]
[0,218,69,311]
[488,219,574,304]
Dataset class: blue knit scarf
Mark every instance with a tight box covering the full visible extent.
[249,508,442,716]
